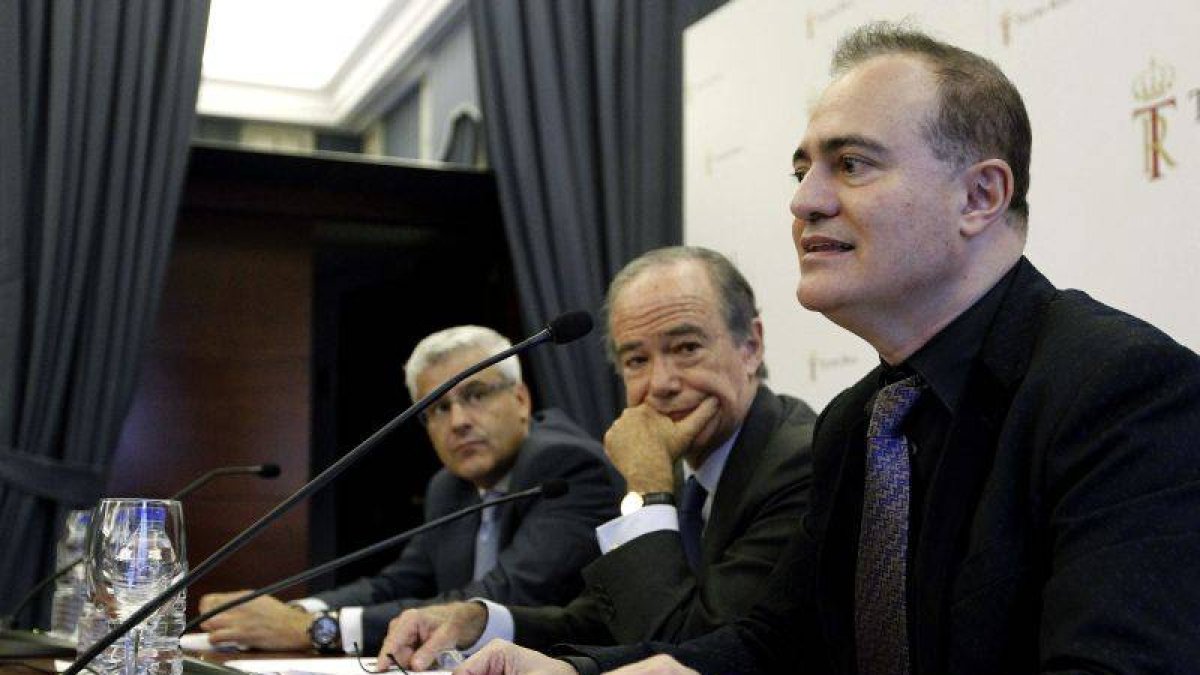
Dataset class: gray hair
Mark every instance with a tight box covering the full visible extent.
[403,325,521,401]
[603,246,767,379]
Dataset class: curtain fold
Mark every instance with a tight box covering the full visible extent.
[469,0,723,437]
[0,0,210,627]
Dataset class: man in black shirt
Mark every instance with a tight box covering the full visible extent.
[452,21,1200,675]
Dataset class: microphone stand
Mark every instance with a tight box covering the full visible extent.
[65,315,586,675]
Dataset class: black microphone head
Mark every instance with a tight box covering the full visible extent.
[540,479,569,499]
[546,311,593,344]
[257,463,282,479]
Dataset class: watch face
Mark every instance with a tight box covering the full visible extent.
[619,491,644,516]
[311,615,338,646]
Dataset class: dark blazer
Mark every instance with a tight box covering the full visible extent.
[581,259,1200,674]
[510,386,815,650]
[314,409,623,652]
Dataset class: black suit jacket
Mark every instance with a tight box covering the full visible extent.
[581,259,1200,674]
[314,409,623,652]
[510,386,815,650]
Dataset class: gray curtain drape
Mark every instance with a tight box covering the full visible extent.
[469,0,725,437]
[0,0,209,626]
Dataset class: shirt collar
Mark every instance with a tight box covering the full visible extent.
[887,261,1020,414]
[477,473,511,498]
[683,423,742,495]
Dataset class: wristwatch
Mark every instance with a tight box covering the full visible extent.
[620,491,675,516]
[308,610,341,654]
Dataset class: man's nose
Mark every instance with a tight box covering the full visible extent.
[789,167,838,224]
[648,358,681,397]
[448,400,474,431]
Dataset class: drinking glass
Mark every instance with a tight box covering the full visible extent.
[81,499,186,675]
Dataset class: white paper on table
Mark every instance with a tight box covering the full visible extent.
[225,657,450,675]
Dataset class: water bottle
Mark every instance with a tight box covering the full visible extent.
[108,505,184,675]
[81,499,185,675]
[50,509,93,639]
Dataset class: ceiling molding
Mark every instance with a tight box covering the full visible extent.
[196,0,467,131]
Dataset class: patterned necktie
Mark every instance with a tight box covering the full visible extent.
[855,376,922,675]
[678,476,708,571]
[473,490,503,580]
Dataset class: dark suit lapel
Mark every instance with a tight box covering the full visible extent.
[438,483,483,588]
[497,426,543,545]
[909,258,1058,671]
[814,376,876,674]
[701,387,782,564]
[910,363,1007,671]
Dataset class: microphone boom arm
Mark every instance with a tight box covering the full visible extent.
[184,485,552,631]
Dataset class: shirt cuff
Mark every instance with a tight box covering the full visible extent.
[337,606,365,655]
[558,656,597,675]
[465,599,514,654]
[595,504,678,554]
[291,598,328,613]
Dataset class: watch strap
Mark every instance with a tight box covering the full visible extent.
[640,491,675,506]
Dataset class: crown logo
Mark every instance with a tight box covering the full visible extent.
[1132,58,1175,102]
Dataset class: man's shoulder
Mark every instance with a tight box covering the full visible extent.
[523,408,605,456]
[725,389,817,492]
[1038,289,1191,359]
[772,391,818,428]
[515,408,620,490]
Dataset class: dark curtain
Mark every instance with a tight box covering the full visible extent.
[469,0,726,437]
[0,0,209,626]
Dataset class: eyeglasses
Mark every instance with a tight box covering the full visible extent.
[418,379,515,426]
[353,642,465,672]
[355,644,408,674]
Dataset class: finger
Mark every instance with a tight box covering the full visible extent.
[377,620,415,669]
[198,593,229,612]
[410,622,457,671]
[205,626,243,645]
[676,397,720,438]
[451,649,496,675]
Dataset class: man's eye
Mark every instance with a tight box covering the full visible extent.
[790,168,808,183]
[674,342,702,355]
[432,400,453,415]
[838,156,866,174]
[623,356,647,369]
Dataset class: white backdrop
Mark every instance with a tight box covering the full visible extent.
[684,0,1200,409]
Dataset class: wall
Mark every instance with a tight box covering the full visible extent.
[684,0,1200,408]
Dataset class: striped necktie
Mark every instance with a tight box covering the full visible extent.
[473,489,503,580]
[855,376,922,675]
[678,476,708,571]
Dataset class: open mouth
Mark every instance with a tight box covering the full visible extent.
[802,237,854,253]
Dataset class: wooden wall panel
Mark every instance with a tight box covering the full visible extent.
[109,215,313,614]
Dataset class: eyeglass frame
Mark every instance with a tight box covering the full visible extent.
[417,378,517,426]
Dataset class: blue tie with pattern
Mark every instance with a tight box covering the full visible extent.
[473,490,503,580]
[678,476,707,571]
[855,376,922,675]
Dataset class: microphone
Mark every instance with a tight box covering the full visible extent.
[170,463,282,500]
[64,312,593,675]
[0,463,282,632]
[546,311,593,344]
[185,480,569,630]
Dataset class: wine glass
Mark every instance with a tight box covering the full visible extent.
[82,499,186,675]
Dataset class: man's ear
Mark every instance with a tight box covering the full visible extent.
[513,381,532,421]
[740,317,765,379]
[960,159,1014,237]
